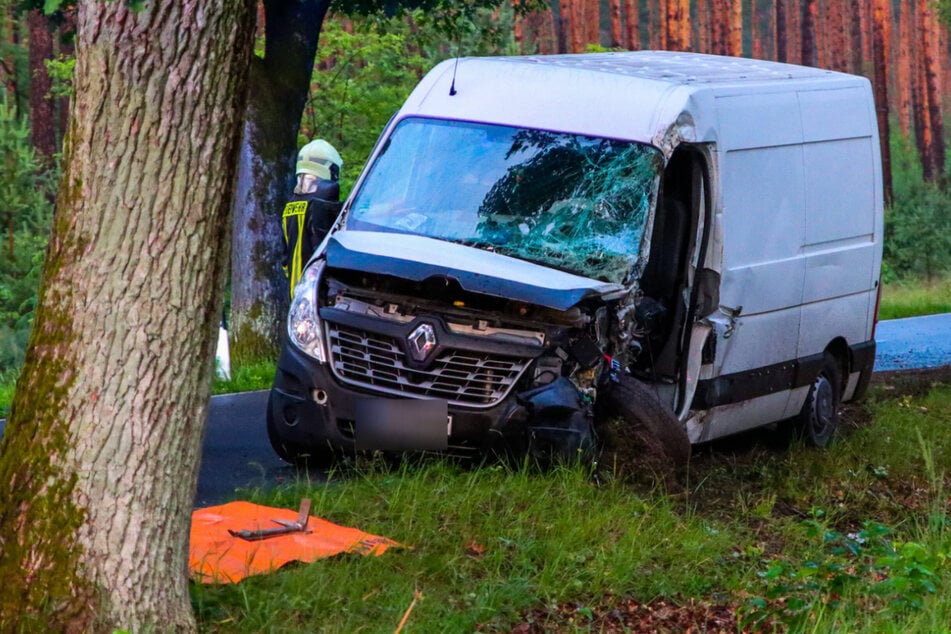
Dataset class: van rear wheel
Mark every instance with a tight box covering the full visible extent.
[796,352,842,447]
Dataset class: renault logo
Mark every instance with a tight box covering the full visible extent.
[407,323,437,362]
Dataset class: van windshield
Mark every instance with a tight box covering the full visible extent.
[346,117,664,284]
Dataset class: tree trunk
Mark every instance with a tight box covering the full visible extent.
[610,0,623,46]
[586,0,601,47]
[849,0,864,72]
[729,0,743,55]
[229,0,330,366]
[920,0,945,181]
[776,0,788,62]
[558,0,571,52]
[872,0,892,203]
[787,0,801,64]
[624,0,640,49]
[801,0,817,66]
[752,0,764,59]
[897,0,912,136]
[911,3,930,179]
[0,1,255,631]
[27,8,56,161]
[696,0,710,52]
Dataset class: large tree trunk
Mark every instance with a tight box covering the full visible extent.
[872,0,893,204]
[229,0,330,366]
[0,1,255,631]
[27,8,56,161]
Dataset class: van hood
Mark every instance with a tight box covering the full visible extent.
[324,230,623,311]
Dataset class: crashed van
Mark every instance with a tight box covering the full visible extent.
[267,51,884,465]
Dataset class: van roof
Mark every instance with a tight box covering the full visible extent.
[397,51,871,153]
[497,50,836,84]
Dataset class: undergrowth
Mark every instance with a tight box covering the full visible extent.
[192,371,951,633]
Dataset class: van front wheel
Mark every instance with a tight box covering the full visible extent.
[797,353,842,447]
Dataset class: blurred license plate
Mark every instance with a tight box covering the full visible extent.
[354,398,449,451]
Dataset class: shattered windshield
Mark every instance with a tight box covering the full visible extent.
[346,117,664,283]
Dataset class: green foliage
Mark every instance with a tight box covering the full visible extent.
[0,94,55,377]
[885,133,951,280]
[302,7,527,194]
[741,512,947,631]
[211,359,275,395]
[44,54,74,99]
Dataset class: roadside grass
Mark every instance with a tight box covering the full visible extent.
[879,275,951,320]
[211,358,275,395]
[192,370,951,633]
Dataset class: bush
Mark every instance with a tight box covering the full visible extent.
[885,133,951,280]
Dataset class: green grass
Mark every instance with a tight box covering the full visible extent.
[211,359,276,395]
[192,371,951,633]
[879,275,951,320]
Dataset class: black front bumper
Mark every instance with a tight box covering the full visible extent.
[268,343,528,458]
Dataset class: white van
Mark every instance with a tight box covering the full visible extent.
[267,51,883,464]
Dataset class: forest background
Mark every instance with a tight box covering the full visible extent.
[1,0,950,402]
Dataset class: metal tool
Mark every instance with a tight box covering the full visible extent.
[228,498,312,541]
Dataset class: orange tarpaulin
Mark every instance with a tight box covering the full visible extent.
[190,501,403,584]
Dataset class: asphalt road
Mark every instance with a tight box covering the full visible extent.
[1,314,949,507]
[874,312,951,372]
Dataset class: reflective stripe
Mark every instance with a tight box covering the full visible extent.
[282,201,309,298]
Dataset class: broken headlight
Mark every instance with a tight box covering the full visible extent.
[288,262,326,362]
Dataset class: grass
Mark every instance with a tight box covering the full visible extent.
[211,359,276,395]
[192,370,951,633]
[879,274,951,320]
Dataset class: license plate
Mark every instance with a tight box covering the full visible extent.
[354,398,449,451]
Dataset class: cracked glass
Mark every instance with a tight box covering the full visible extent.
[346,117,664,284]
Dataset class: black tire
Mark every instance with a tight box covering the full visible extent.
[596,374,691,480]
[796,352,842,448]
[266,391,334,469]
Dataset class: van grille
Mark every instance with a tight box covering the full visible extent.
[327,323,531,407]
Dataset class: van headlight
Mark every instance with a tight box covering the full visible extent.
[288,262,326,362]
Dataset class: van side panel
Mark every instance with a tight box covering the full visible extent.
[715,92,805,377]
[796,88,878,360]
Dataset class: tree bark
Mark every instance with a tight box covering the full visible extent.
[729,0,743,55]
[801,0,817,66]
[696,0,710,52]
[752,0,764,59]
[27,8,56,161]
[872,0,893,203]
[0,1,255,631]
[610,0,623,46]
[586,0,601,47]
[776,0,788,62]
[920,0,945,181]
[624,0,640,49]
[229,0,330,366]
[897,0,912,136]
[849,0,864,72]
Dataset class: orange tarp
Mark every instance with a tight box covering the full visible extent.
[190,501,403,584]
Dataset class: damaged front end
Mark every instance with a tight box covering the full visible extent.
[268,117,674,464]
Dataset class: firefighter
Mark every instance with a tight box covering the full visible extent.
[282,139,343,296]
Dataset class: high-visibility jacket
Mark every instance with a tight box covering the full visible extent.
[282,181,342,297]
